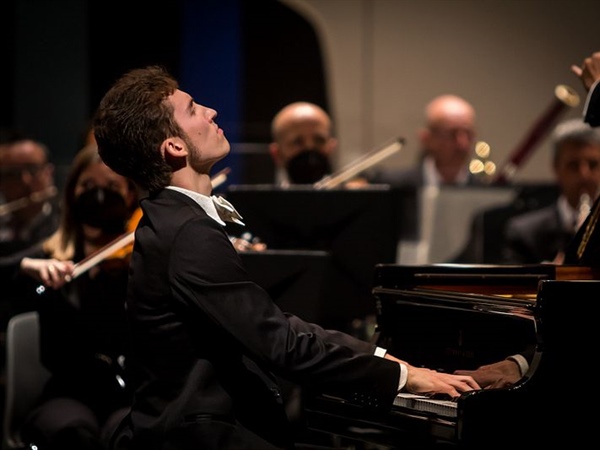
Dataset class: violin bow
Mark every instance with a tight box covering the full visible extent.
[313,137,404,190]
[68,167,233,280]
[70,231,136,280]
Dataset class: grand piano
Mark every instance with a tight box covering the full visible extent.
[302,198,600,448]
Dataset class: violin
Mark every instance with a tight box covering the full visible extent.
[74,230,135,279]
[96,206,142,262]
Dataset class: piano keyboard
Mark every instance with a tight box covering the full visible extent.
[394,393,458,418]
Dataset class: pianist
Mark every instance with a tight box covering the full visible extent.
[93,65,480,450]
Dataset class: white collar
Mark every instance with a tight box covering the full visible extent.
[557,195,579,231]
[165,186,244,226]
[422,156,469,187]
[274,167,290,187]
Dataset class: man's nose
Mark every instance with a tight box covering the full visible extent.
[455,130,473,147]
[578,161,598,177]
[20,170,33,184]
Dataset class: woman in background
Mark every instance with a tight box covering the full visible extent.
[12,144,139,450]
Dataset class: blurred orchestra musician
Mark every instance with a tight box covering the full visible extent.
[227,102,339,251]
[501,118,600,264]
[269,101,376,191]
[91,65,480,450]
[0,133,60,257]
[367,94,484,187]
[0,134,62,409]
[269,101,336,186]
[1,144,139,450]
[454,52,600,389]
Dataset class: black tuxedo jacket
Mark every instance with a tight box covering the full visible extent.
[584,81,600,127]
[114,189,400,450]
[501,203,574,264]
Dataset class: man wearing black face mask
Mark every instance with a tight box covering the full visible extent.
[269,102,337,186]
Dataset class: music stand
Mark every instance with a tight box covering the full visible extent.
[226,185,400,332]
[239,249,330,325]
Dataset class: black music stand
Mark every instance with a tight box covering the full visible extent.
[239,249,330,325]
[226,185,400,333]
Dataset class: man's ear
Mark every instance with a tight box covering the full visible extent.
[269,142,283,166]
[417,127,430,146]
[162,137,187,160]
[325,137,338,155]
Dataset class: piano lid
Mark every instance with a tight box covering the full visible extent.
[373,262,600,299]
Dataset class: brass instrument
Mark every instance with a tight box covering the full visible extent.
[492,84,580,184]
[0,186,58,217]
[210,167,231,189]
[313,137,405,189]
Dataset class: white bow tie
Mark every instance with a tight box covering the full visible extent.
[211,195,244,226]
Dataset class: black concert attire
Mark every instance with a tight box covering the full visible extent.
[0,196,60,334]
[584,80,600,127]
[110,188,401,450]
[500,201,575,264]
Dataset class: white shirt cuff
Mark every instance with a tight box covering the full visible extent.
[397,363,408,391]
[374,346,387,358]
[374,346,408,392]
[506,354,529,377]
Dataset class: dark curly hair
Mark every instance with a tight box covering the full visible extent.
[93,66,183,194]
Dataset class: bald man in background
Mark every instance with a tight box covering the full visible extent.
[269,101,337,186]
[368,94,482,187]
